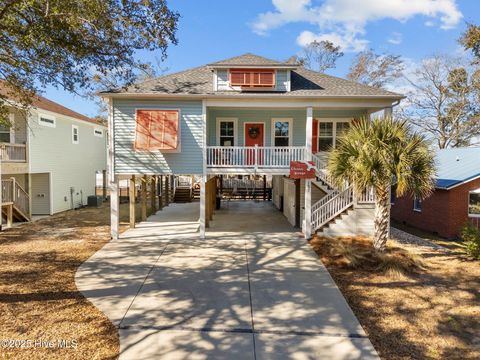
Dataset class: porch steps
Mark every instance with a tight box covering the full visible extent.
[174,187,193,203]
[317,206,374,237]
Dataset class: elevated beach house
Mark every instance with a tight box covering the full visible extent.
[1,87,107,225]
[101,53,403,239]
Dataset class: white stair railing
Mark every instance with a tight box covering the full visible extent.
[311,186,354,232]
[312,153,336,188]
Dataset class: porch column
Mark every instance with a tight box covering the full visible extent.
[110,176,120,239]
[141,175,147,221]
[165,176,169,206]
[150,176,157,213]
[304,106,313,239]
[129,175,136,228]
[158,175,163,210]
[200,100,207,239]
[384,106,393,117]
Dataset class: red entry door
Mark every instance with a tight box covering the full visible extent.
[244,123,264,165]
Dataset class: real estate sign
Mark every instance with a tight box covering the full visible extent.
[289,161,316,179]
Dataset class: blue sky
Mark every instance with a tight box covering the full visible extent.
[43,0,480,117]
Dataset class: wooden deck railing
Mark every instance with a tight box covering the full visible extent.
[206,146,305,169]
[2,178,30,219]
[0,143,27,162]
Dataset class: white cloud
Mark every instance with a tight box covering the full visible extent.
[252,0,462,52]
[388,32,403,45]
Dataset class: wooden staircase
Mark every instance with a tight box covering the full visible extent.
[174,186,193,203]
[2,178,30,225]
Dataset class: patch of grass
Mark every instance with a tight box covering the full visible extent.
[310,235,480,360]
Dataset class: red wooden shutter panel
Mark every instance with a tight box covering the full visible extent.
[135,110,179,151]
[312,119,318,154]
[230,69,275,87]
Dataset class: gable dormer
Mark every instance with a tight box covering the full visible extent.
[208,53,298,93]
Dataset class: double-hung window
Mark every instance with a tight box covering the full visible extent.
[72,125,79,144]
[272,119,291,146]
[318,122,333,151]
[217,119,236,146]
[413,195,422,212]
[468,189,480,217]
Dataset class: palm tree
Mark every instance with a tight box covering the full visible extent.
[327,116,436,251]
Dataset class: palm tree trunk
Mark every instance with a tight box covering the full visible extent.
[373,186,390,251]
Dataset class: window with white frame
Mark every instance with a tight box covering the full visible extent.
[336,122,350,137]
[468,189,480,217]
[273,119,291,146]
[94,128,103,137]
[39,114,56,128]
[72,125,79,144]
[318,122,333,151]
[218,119,235,146]
[413,195,422,212]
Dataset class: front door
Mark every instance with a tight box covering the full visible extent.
[244,123,264,165]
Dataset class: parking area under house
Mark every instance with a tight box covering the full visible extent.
[76,201,378,359]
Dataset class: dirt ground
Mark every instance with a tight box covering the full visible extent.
[0,202,148,360]
[310,236,480,360]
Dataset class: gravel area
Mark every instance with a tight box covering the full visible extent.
[390,227,448,251]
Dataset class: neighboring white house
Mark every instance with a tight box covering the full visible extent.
[0,88,107,222]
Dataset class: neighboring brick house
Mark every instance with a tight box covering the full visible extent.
[391,147,480,239]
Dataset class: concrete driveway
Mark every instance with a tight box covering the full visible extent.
[76,201,378,359]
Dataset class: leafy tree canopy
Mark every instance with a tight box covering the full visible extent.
[0,0,179,125]
[460,23,480,62]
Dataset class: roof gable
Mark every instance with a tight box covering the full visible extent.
[104,53,403,99]
[207,53,297,67]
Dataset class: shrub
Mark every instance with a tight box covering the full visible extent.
[461,223,480,259]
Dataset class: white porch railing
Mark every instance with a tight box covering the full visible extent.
[0,143,27,162]
[358,186,375,204]
[206,146,305,169]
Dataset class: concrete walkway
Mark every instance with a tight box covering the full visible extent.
[76,201,378,359]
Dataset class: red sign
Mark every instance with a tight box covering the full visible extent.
[290,161,316,179]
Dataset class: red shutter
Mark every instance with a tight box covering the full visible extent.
[230,69,275,87]
[312,119,318,154]
[135,110,179,151]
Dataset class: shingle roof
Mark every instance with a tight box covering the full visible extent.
[0,82,100,125]
[207,53,297,67]
[105,53,403,98]
[435,147,480,189]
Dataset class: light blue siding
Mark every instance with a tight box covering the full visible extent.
[208,108,367,147]
[217,70,229,91]
[276,70,289,91]
[113,99,203,175]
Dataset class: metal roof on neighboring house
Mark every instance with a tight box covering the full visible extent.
[101,53,403,99]
[435,147,480,189]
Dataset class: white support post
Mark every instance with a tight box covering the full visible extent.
[106,97,119,239]
[110,176,120,239]
[384,106,393,117]
[304,106,313,239]
[200,100,207,239]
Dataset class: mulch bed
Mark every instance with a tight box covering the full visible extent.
[0,203,144,360]
[310,236,480,360]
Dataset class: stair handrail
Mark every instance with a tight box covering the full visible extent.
[14,179,30,219]
[311,185,354,232]
[311,153,336,188]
